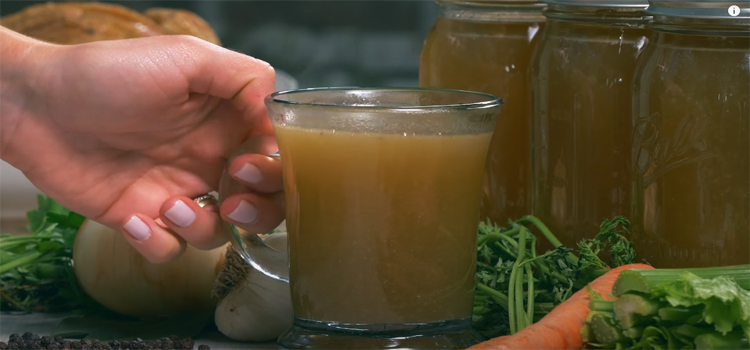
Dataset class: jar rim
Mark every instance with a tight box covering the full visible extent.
[437,0,542,3]
[542,0,647,8]
[647,0,750,19]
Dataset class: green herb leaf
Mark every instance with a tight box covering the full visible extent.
[0,195,100,313]
[585,266,750,350]
[473,215,631,338]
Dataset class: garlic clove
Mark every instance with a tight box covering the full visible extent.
[214,231,293,342]
[215,267,293,342]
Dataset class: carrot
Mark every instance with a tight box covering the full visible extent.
[467,263,653,350]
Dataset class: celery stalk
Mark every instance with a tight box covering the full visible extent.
[694,332,747,350]
[589,312,626,344]
[613,293,662,329]
[613,265,750,297]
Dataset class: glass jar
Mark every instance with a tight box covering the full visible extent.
[529,0,650,251]
[630,1,750,268]
[420,0,545,225]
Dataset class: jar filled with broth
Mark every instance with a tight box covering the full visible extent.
[529,0,650,251]
[420,0,545,225]
[630,1,750,268]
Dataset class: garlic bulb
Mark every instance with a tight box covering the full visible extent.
[212,232,293,342]
[73,219,227,318]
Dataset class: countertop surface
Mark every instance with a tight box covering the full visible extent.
[0,312,279,349]
[0,219,283,350]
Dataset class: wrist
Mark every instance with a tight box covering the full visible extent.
[0,27,58,168]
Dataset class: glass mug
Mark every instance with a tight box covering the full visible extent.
[218,88,502,349]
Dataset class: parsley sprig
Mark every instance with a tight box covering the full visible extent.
[0,195,100,313]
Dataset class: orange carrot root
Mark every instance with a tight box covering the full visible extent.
[467,263,653,350]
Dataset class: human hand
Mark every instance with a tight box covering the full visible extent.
[0,27,284,262]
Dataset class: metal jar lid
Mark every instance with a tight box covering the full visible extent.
[543,0,647,8]
[647,0,750,19]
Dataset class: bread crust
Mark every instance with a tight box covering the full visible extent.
[0,2,164,44]
[1,2,221,46]
[143,8,221,45]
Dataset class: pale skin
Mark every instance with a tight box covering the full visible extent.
[0,26,285,263]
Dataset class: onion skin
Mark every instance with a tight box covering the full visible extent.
[73,219,227,318]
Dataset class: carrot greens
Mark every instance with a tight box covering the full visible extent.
[472,215,636,338]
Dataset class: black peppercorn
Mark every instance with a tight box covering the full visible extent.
[48,344,60,350]
[22,333,34,341]
[9,334,20,343]
[197,345,209,350]
[41,336,52,346]
[0,342,7,349]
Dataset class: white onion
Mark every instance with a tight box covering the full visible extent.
[73,219,227,318]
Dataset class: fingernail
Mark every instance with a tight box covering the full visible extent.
[124,216,151,241]
[234,163,263,184]
[165,200,196,227]
[227,200,257,224]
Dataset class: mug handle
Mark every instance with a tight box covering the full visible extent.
[220,151,289,283]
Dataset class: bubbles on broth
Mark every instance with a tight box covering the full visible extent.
[278,109,496,136]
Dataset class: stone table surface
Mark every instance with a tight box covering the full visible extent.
[0,312,279,349]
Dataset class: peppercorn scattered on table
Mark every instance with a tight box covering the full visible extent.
[0,313,277,350]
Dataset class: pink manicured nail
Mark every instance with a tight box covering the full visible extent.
[227,200,258,224]
[234,163,263,184]
[165,200,196,227]
[124,216,151,241]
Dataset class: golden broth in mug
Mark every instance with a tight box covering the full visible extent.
[276,125,492,324]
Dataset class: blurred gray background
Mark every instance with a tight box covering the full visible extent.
[0,0,440,88]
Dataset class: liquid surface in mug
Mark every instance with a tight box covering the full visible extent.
[276,125,491,324]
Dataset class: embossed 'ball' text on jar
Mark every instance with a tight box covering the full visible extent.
[420,0,545,225]
[630,1,750,268]
[529,0,650,251]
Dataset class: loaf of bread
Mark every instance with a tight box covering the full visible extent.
[143,8,220,45]
[0,2,220,45]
